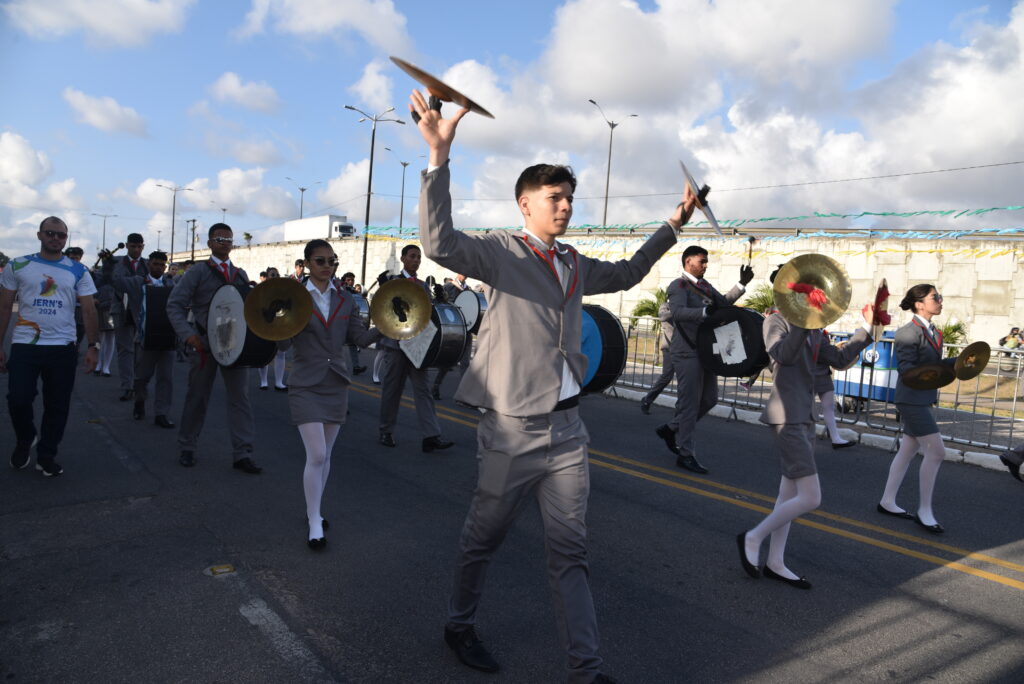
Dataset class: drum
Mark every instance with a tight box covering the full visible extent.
[400,303,468,369]
[695,306,769,377]
[139,286,176,350]
[208,285,276,368]
[580,304,627,394]
[454,290,487,335]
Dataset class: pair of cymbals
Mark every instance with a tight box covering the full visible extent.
[902,341,991,389]
[772,254,852,330]
[390,56,494,119]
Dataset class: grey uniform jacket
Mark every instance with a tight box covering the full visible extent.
[166,260,251,346]
[667,277,743,357]
[277,285,381,388]
[760,315,872,425]
[110,256,148,320]
[893,320,953,405]
[419,162,677,417]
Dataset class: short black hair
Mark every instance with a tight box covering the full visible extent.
[148,251,168,262]
[899,284,936,312]
[208,223,232,238]
[127,233,144,244]
[681,246,708,264]
[39,216,66,231]
[259,271,267,278]
[401,244,420,258]
[64,246,83,256]
[341,272,355,280]
[514,164,577,200]
[295,259,304,266]
[303,239,331,260]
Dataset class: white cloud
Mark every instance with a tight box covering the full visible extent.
[2,0,196,48]
[234,0,411,52]
[62,87,148,137]
[208,72,281,113]
[317,159,397,225]
[348,60,394,113]
[0,131,52,186]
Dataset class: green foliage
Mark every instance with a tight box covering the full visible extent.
[242,232,253,248]
[940,318,967,357]
[738,283,775,314]
[631,287,667,318]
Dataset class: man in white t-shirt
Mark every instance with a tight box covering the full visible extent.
[0,216,99,476]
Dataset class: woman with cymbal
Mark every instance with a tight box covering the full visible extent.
[876,284,955,533]
[278,239,381,549]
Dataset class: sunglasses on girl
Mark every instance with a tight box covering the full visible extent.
[310,256,339,267]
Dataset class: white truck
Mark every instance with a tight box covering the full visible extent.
[283,214,355,242]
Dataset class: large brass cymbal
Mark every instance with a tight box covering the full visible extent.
[390,56,495,119]
[371,278,432,340]
[955,341,991,380]
[902,363,956,390]
[773,254,852,329]
[244,277,314,342]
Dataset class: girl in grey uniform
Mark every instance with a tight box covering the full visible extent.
[278,239,381,549]
[877,284,954,533]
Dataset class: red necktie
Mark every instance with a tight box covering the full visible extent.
[131,259,138,272]
[696,279,711,295]
[221,263,230,281]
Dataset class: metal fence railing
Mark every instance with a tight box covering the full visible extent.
[614,315,1023,452]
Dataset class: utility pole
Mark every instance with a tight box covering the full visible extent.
[156,183,193,259]
[187,219,198,263]
[384,147,412,229]
[286,178,322,220]
[589,99,637,227]
[91,213,117,250]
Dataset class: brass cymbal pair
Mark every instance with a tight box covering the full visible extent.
[901,342,991,390]
[773,254,852,329]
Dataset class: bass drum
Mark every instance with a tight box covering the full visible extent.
[139,286,176,351]
[696,306,769,377]
[454,290,487,335]
[580,304,627,394]
[400,303,468,370]
[208,285,277,368]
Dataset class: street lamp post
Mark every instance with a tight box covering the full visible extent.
[91,213,117,250]
[384,147,411,230]
[187,219,198,263]
[588,99,637,227]
[285,177,322,219]
[155,183,193,259]
[156,230,162,250]
[344,105,405,285]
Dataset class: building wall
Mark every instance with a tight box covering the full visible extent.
[177,233,1023,343]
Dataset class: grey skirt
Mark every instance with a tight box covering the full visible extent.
[288,380,349,426]
[773,423,817,479]
[813,372,835,395]
[897,402,939,437]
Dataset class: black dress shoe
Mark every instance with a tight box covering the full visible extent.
[102,371,112,377]
[179,450,196,467]
[1000,452,1023,481]
[763,566,812,590]
[431,387,442,400]
[736,532,761,578]
[655,424,677,453]
[876,503,914,520]
[307,537,326,550]
[913,514,944,534]
[676,453,709,474]
[379,432,397,447]
[423,435,454,453]
[639,401,651,415]
[832,440,855,450]
[353,365,367,375]
[154,415,175,429]
[119,389,134,401]
[258,385,268,391]
[444,627,499,673]
[274,385,288,392]
[132,401,145,420]
[232,456,263,474]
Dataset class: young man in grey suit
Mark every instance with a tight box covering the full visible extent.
[656,246,753,473]
[166,224,261,473]
[639,301,674,413]
[109,233,147,401]
[410,90,697,684]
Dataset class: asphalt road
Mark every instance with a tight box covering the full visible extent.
[2,353,1023,683]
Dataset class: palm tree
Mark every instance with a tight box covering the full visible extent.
[631,287,667,318]
[243,232,253,248]
[738,283,775,314]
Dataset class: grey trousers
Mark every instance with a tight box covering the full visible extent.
[668,353,718,458]
[115,324,136,390]
[447,407,601,684]
[642,348,674,405]
[378,347,442,437]
[177,352,255,458]
[133,344,173,415]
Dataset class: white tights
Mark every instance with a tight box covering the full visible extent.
[745,474,822,580]
[259,350,287,388]
[298,422,341,540]
[98,330,116,373]
[879,432,945,525]
[819,390,845,443]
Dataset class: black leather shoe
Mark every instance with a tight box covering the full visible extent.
[308,537,326,550]
[233,456,263,474]
[444,627,499,673]
[423,436,454,453]
[431,387,442,400]
[640,400,651,415]
[913,514,944,534]
[132,401,145,420]
[832,440,855,450]
[876,503,914,520]
[1000,452,1023,481]
[179,450,196,467]
[258,385,268,391]
[379,431,397,447]
[274,385,288,392]
[655,424,677,453]
[353,365,367,375]
[764,566,812,590]
[154,415,175,429]
[676,453,709,474]
[736,532,760,578]
[119,389,134,401]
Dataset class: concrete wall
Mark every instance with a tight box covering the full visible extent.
[175,234,1023,342]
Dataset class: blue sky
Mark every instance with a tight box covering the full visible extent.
[1,0,1022,258]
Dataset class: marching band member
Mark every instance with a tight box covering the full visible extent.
[109,233,147,401]
[639,301,674,413]
[412,91,696,682]
[278,239,381,549]
[876,284,955,533]
[166,223,262,473]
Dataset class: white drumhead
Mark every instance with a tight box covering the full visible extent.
[209,285,246,366]
[455,290,481,331]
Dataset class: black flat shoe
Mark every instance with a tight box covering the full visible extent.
[832,440,855,450]
[423,435,454,453]
[379,432,396,447]
[764,566,812,590]
[444,627,499,673]
[274,385,288,392]
[639,401,651,415]
[154,415,175,429]
[258,385,268,391]
[132,402,145,420]
[913,514,944,534]
[179,450,196,467]
[677,453,709,474]
[119,389,134,401]
[232,456,263,474]
[736,532,760,578]
[876,503,914,520]
[307,537,326,550]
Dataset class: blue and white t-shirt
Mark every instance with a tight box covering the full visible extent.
[0,253,97,345]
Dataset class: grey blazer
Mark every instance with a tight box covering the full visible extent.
[167,259,251,345]
[760,315,872,425]
[657,302,673,351]
[894,319,954,405]
[277,285,381,388]
[419,162,677,417]
[667,276,743,357]
[109,255,148,321]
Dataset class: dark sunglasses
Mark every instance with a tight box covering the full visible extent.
[211,237,233,244]
[310,256,339,267]
[43,230,68,239]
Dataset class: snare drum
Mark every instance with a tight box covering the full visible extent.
[580,304,628,394]
[695,306,769,377]
[208,285,277,368]
[139,286,176,351]
[400,303,468,370]
[454,290,487,335]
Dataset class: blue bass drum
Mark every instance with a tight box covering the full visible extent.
[580,304,627,394]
